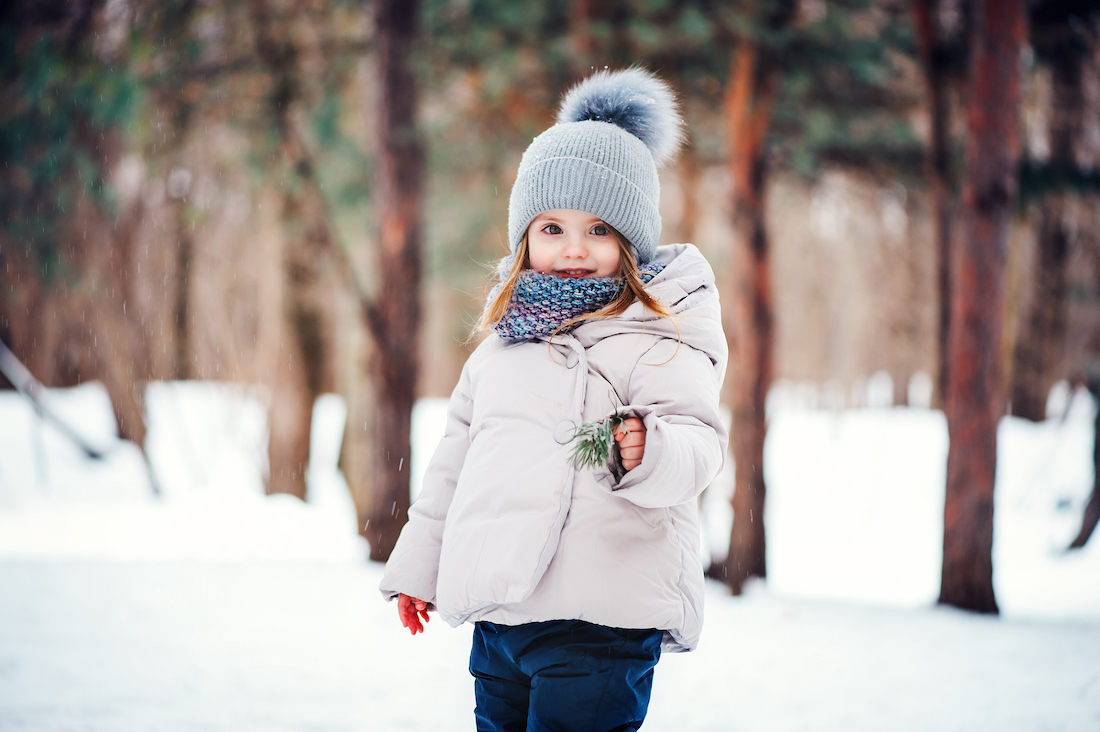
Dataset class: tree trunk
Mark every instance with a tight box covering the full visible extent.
[362,0,424,562]
[250,0,338,500]
[1010,197,1070,420]
[676,147,700,246]
[0,179,148,447]
[173,233,193,381]
[569,0,594,62]
[721,41,778,594]
[1010,21,1084,421]
[267,233,333,501]
[1068,378,1100,549]
[912,0,957,409]
[939,0,1024,614]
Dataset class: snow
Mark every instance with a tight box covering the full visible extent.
[756,400,1100,619]
[0,383,365,562]
[1,381,1098,730]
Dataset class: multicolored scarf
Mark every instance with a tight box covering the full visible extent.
[489,260,666,341]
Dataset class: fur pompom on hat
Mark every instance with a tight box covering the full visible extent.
[507,68,684,264]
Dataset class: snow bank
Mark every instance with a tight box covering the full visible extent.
[0,381,367,562]
[759,391,1098,619]
[0,383,151,506]
[763,407,949,609]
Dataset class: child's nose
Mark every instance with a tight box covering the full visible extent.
[562,233,588,258]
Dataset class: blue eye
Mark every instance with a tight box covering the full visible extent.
[543,224,563,235]
[592,224,609,236]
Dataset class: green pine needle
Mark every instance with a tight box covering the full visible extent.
[568,409,631,470]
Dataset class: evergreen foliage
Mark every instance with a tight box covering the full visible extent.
[768,1,924,178]
[420,0,924,188]
[568,408,631,470]
[0,26,140,282]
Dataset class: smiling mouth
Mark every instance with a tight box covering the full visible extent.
[555,269,594,278]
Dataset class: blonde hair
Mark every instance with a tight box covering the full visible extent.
[478,226,675,334]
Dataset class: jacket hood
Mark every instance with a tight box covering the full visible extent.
[571,243,727,368]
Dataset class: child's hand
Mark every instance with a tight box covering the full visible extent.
[614,417,646,471]
[397,593,431,635]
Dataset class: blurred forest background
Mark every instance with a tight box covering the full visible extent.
[2,0,1099,612]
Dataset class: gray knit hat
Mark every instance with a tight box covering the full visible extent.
[507,68,684,265]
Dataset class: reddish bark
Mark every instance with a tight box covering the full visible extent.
[940,0,1025,614]
[362,0,424,562]
[569,0,594,60]
[676,148,700,246]
[721,41,778,594]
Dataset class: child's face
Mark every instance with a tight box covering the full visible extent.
[527,210,622,278]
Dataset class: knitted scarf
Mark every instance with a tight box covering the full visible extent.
[489,260,666,341]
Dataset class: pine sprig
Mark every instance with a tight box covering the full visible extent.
[568,409,631,470]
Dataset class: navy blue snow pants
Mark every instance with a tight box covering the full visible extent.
[469,619,663,732]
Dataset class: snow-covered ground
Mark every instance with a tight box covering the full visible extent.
[1,381,1098,731]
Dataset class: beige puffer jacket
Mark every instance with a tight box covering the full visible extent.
[379,243,728,652]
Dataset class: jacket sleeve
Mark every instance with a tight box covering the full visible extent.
[599,337,728,508]
[378,361,474,605]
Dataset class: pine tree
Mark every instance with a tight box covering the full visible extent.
[939,0,1026,614]
[361,0,426,561]
[1011,1,1100,421]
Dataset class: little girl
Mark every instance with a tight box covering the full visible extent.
[380,68,728,732]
